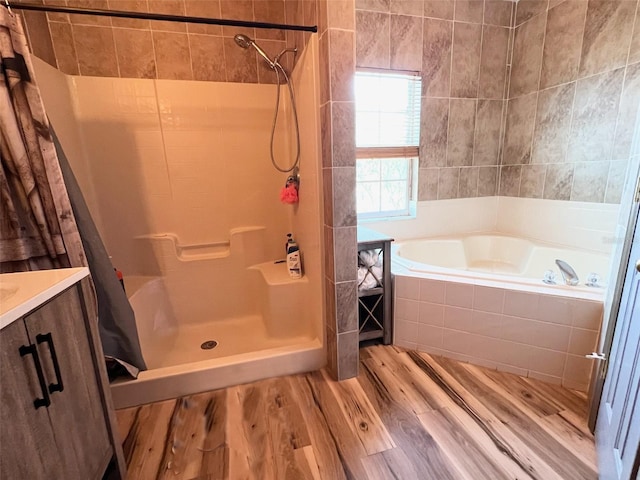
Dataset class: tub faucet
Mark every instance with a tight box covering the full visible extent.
[555,259,579,286]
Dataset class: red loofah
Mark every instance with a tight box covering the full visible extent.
[280,184,299,204]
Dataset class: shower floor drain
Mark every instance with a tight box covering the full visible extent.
[200,340,218,350]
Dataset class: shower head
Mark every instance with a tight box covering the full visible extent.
[233,34,275,69]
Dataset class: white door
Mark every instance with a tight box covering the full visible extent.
[596,211,640,479]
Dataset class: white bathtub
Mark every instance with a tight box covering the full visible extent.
[394,233,610,296]
[392,233,607,392]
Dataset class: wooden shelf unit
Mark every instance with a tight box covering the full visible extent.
[357,227,394,345]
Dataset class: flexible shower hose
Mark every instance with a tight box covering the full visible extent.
[271,61,301,173]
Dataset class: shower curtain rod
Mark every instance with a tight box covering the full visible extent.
[3,1,318,32]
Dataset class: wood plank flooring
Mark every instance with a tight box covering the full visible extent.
[116,345,597,479]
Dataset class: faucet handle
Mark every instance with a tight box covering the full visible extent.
[586,272,601,287]
[543,269,557,285]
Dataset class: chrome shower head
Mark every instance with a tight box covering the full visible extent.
[233,34,275,69]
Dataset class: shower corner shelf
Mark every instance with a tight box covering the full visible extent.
[357,227,394,345]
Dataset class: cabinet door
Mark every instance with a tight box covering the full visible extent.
[0,320,67,479]
[25,286,111,480]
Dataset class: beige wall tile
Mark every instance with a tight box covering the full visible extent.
[454,0,483,23]
[447,98,476,166]
[331,102,356,167]
[605,160,629,203]
[579,0,636,78]
[356,0,390,11]
[419,97,449,167]
[567,67,624,163]
[334,226,357,281]
[50,21,80,75]
[356,10,390,68]
[219,0,254,37]
[391,0,424,15]
[254,0,287,40]
[510,13,545,98]
[189,34,226,81]
[68,0,112,26]
[571,161,608,202]
[503,92,537,165]
[451,22,482,97]
[327,0,355,29]
[44,0,71,23]
[320,103,331,166]
[474,99,502,166]
[109,0,151,29]
[499,164,521,196]
[478,25,509,99]
[113,28,156,78]
[418,167,439,199]
[531,82,574,164]
[332,167,357,226]
[543,163,574,200]
[540,0,586,89]
[419,302,445,325]
[153,31,193,79]
[484,0,512,26]
[612,62,640,161]
[73,24,119,76]
[438,166,460,198]
[520,164,546,198]
[22,11,57,67]
[336,281,358,332]
[515,0,548,26]
[477,166,498,195]
[337,330,359,379]
[184,0,222,35]
[629,13,640,64]
[148,0,187,32]
[424,0,454,19]
[390,14,422,71]
[329,29,355,102]
[422,18,452,97]
[459,166,479,196]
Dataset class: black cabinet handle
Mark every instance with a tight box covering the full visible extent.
[19,344,51,409]
[36,333,64,394]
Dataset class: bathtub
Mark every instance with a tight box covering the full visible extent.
[392,233,606,391]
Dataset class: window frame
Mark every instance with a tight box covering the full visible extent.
[355,68,422,220]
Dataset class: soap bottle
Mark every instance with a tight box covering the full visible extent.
[286,236,302,279]
[285,233,293,257]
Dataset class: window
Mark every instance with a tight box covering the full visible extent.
[355,70,421,219]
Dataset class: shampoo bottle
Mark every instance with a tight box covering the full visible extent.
[286,236,302,279]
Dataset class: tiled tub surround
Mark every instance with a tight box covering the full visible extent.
[393,274,603,392]
[376,195,618,391]
[501,0,640,203]
[355,0,640,203]
[17,0,316,83]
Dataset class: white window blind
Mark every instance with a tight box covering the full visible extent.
[355,71,422,148]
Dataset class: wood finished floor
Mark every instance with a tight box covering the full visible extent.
[116,345,597,480]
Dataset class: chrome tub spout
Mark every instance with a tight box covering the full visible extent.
[555,259,579,286]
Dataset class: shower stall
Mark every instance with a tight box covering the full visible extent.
[32,14,325,407]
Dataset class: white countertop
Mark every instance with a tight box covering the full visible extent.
[0,267,90,330]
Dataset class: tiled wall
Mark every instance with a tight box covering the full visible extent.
[355,0,513,200]
[394,275,603,391]
[500,0,640,203]
[18,0,314,83]
[317,0,360,380]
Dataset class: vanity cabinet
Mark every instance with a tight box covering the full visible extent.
[0,272,126,479]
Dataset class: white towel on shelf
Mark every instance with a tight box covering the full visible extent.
[358,249,383,290]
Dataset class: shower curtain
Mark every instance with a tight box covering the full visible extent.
[0,8,146,377]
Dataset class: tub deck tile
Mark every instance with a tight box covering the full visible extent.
[117,345,597,479]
